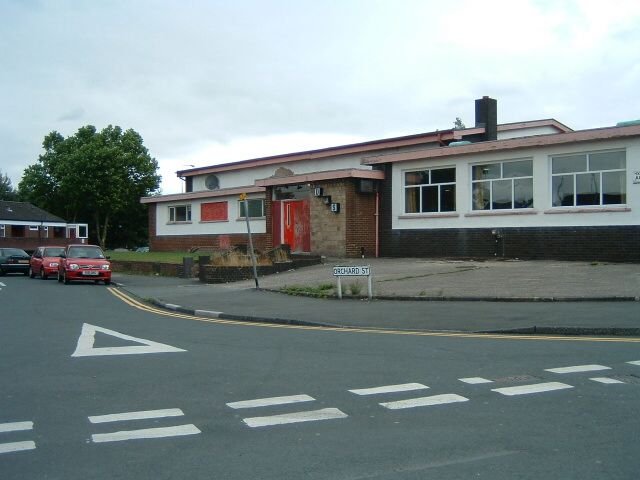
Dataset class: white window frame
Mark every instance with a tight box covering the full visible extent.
[169,204,192,223]
[238,199,265,219]
[29,225,39,231]
[0,224,4,237]
[550,149,626,208]
[471,158,534,211]
[403,166,456,214]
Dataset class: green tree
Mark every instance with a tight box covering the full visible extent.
[19,125,161,249]
[0,170,17,200]
[453,117,466,129]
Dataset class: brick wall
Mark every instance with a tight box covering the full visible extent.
[309,180,347,256]
[150,233,269,253]
[381,226,640,262]
[345,180,377,258]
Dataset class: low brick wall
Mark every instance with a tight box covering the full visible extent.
[200,256,322,284]
[110,260,183,277]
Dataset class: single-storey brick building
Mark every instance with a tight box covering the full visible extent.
[0,201,89,252]
[141,97,640,262]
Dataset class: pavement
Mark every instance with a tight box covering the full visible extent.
[112,258,640,336]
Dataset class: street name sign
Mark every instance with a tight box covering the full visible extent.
[333,265,370,276]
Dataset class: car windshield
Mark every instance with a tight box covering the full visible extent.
[44,247,65,257]
[67,246,105,259]
[2,248,29,257]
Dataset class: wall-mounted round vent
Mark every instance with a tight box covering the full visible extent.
[205,174,220,190]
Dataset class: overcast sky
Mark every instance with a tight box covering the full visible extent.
[2,0,640,194]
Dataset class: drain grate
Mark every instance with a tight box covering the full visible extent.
[609,374,640,385]
[491,374,541,383]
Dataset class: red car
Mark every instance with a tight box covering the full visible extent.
[58,244,112,285]
[30,246,66,279]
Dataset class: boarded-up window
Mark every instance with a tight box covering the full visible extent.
[201,201,228,221]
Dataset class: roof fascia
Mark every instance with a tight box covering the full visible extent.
[140,185,265,204]
[254,168,385,187]
[362,124,640,165]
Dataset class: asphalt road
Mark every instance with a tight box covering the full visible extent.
[2,274,640,479]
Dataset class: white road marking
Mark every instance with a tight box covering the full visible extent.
[89,408,184,424]
[91,424,201,443]
[544,364,610,374]
[0,441,36,454]
[71,323,186,357]
[627,360,640,366]
[0,282,5,287]
[227,394,315,409]
[459,377,493,384]
[349,383,429,396]
[380,393,469,410]
[0,421,33,433]
[243,408,347,428]
[492,382,573,396]
[590,377,625,384]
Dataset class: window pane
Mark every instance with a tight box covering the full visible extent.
[472,163,500,180]
[405,171,429,185]
[248,199,263,217]
[514,178,533,208]
[602,171,626,204]
[552,175,574,206]
[589,151,625,171]
[430,168,455,184]
[576,173,600,206]
[472,182,490,210]
[169,208,175,222]
[175,206,188,221]
[405,188,419,213]
[552,154,587,174]
[503,160,532,178]
[492,179,513,209]
[421,185,438,212]
[440,184,456,212]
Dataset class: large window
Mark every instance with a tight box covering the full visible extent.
[404,167,456,213]
[472,159,533,210]
[239,199,265,218]
[169,205,192,222]
[551,150,626,207]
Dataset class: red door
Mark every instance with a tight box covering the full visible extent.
[283,200,310,252]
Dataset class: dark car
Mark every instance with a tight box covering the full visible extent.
[0,248,31,276]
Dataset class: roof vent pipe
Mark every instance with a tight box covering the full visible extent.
[475,96,497,141]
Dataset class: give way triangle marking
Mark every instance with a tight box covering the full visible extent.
[71,323,187,357]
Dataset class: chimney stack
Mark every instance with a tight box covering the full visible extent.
[475,96,497,141]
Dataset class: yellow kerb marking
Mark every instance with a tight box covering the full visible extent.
[106,288,640,344]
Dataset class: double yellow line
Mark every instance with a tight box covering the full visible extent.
[107,287,640,344]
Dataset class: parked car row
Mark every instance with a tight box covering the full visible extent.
[0,244,111,285]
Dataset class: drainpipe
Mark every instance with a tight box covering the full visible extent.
[375,191,380,258]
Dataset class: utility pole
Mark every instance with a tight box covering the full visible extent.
[240,193,259,289]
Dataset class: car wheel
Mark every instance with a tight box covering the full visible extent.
[23,270,29,276]
[41,268,48,280]
[63,271,70,285]
[104,279,111,285]
[29,267,36,278]
[0,268,4,276]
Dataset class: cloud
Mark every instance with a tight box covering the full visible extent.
[1,0,640,194]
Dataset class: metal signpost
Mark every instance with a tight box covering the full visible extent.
[240,193,259,289]
[332,265,372,300]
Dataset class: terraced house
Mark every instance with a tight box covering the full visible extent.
[142,97,640,262]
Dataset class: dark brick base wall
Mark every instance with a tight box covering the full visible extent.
[150,233,269,253]
[381,226,640,262]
